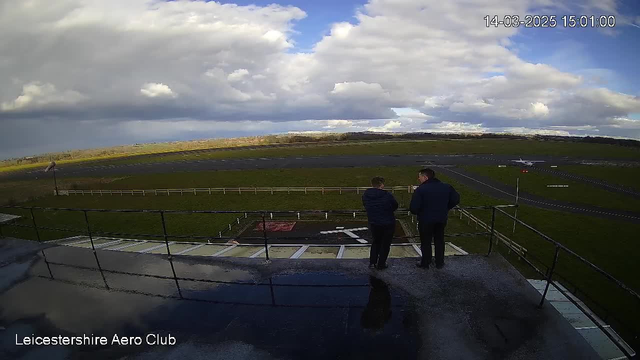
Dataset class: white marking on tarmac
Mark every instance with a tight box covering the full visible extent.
[337,245,346,259]
[139,242,174,253]
[94,240,123,249]
[211,245,237,257]
[175,244,205,255]
[290,245,309,259]
[111,241,148,251]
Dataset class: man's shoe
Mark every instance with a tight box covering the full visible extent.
[369,263,376,269]
[435,263,444,269]
[376,264,388,270]
[416,262,429,269]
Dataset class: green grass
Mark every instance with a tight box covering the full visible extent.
[2,165,638,346]
[5,138,638,173]
[464,165,640,213]
[560,165,640,192]
[95,138,640,166]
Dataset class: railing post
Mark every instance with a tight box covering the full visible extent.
[261,213,270,261]
[30,208,41,242]
[160,211,183,298]
[539,246,561,308]
[487,207,496,256]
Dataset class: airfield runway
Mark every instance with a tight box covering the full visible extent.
[3,153,639,223]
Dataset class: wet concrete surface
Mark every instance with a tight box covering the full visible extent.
[0,238,599,360]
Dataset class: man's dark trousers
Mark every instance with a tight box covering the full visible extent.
[418,222,446,267]
[369,223,395,266]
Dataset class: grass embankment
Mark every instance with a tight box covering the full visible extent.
[4,137,640,173]
[1,166,638,344]
[464,165,640,213]
[560,165,640,192]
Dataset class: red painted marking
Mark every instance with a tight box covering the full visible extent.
[255,221,297,232]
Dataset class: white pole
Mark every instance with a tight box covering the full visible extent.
[512,177,519,234]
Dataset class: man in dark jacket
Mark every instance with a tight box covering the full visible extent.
[362,176,398,270]
[410,168,460,269]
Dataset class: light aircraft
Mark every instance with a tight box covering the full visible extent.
[511,158,545,166]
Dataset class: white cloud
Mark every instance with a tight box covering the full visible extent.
[1,0,640,157]
[1,82,85,111]
[228,69,250,82]
[140,83,176,98]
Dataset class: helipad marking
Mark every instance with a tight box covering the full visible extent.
[412,244,422,256]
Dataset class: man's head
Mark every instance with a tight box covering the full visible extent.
[418,168,435,184]
[371,176,385,189]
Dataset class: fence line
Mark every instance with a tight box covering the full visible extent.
[55,186,415,197]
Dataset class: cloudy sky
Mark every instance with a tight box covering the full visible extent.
[1,0,640,159]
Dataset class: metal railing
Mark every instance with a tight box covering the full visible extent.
[0,203,637,357]
[485,206,638,358]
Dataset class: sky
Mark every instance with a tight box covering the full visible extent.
[1,0,640,159]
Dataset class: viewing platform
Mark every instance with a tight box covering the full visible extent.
[0,237,609,359]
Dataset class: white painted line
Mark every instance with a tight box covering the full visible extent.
[575,325,611,330]
[211,245,237,257]
[343,231,360,239]
[447,242,468,255]
[337,245,346,259]
[66,239,91,246]
[110,241,147,251]
[94,240,123,249]
[355,238,368,244]
[139,242,174,253]
[175,244,205,255]
[412,244,422,256]
[290,245,309,259]
[249,246,269,258]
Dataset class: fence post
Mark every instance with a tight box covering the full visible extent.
[325,212,328,219]
[219,231,222,238]
[237,218,240,224]
[239,188,242,194]
[271,188,274,195]
[353,212,356,219]
[339,187,342,195]
[261,213,270,261]
[155,190,158,196]
[270,213,273,219]
[322,187,324,195]
[29,208,41,242]
[244,213,247,219]
[288,187,290,194]
[539,246,561,308]
[357,188,359,194]
[143,190,146,196]
[255,187,257,195]
[297,212,300,220]
[208,188,211,195]
[305,187,307,195]
[193,189,196,195]
[223,188,226,195]
[487,207,496,256]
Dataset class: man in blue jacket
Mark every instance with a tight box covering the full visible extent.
[410,168,460,269]
[362,176,398,270]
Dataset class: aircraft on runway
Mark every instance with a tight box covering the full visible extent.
[511,158,545,166]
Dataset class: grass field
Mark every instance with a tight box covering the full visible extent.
[94,138,640,167]
[560,165,640,192]
[3,138,640,174]
[464,165,640,213]
[1,165,639,345]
